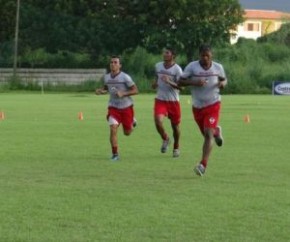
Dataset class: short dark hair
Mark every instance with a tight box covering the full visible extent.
[199,44,212,53]
[165,47,177,56]
[110,55,122,64]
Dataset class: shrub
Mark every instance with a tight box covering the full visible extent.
[19,48,93,68]
[258,23,290,46]
[121,47,159,92]
[260,43,290,62]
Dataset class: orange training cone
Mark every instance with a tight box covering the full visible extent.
[0,111,5,120]
[78,112,84,120]
[244,114,250,123]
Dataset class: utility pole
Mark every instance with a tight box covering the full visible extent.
[13,0,21,77]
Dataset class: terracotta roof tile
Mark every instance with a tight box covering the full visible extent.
[245,9,290,20]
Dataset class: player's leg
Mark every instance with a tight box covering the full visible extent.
[214,126,223,146]
[154,114,167,138]
[171,123,180,157]
[107,107,121,160]
[192,108,210,176]
[169,101,181,157]
[214,101,223,148]
[193,102,220,176]
[193,125,214,176]
[122,106,135,136]
[154,99,170,153]
[200,127,215,167]
[155,115,171,153]
[212,102,223,146]
[108,118,119,160]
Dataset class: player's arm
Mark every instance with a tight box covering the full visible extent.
[116,84,138,98]
[216,65,227,89]
[164,77,183,90]
[178,64,206,87]
[152,74,158,89]
[178,77,208,87]
[95,85,108,95]
[161,75,179,88]
[95,75,108,95]
[217,76,227,89]
[178,77,191,86]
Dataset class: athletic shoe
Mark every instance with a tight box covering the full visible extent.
[133,118,137,128]
[161,138,170,153]
[111,154,119,161]
[173,149,180,158]
[194,163,205,176]
[214,126,223,147]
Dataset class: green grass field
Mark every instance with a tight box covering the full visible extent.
[0,93,290,242]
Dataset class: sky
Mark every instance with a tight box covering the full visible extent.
[239,0,290,12]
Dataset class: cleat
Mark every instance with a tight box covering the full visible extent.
[173,149,180,158]
[111,154,119,161]
[161,138,170,153]
[194,163,205,176]
[214,126,223,147]
[133,118,137,128]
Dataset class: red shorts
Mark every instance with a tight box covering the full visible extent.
[154,99,181,125]
[107,105,134,132]
[192,102,221,134]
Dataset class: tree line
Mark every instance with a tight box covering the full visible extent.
[0,0,244,67]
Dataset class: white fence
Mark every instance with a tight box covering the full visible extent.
[0,68,106,85]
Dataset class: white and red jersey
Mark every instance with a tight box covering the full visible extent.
[182,61,226,108]
[103,71,136,109]
[155,62,183,102]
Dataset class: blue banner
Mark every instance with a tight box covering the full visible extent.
[272,81,290,95]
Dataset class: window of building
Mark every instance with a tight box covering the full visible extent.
[245,23,260,31]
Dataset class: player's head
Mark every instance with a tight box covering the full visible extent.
[110,55,122,73]
[163,47,176,62]
[199,44,212,67]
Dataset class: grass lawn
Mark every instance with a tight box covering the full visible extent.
[0,92,289,242]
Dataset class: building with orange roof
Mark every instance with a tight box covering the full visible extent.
[230,9,290,44]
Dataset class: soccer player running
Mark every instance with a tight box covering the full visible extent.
[179,44,227,175]
[152,47,183,157]
[95,55,138,161]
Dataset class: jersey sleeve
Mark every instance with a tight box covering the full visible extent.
[154,63,159,81]
[218,64,226,79]
[124,73,135,88]
[175,65,183,82]
[181,63,192,79]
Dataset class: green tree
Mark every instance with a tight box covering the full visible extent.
[17,0,143,63]
[0,0,16,42]
[127,0,244,61]
[0,0,17,66]
[0,0,244,67]
[258,23,290,46]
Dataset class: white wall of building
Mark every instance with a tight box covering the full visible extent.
[231,21,262,44]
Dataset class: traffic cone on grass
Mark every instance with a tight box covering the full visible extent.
[244,114,250,123]
[78,112,84,120]
[0,111,5,120]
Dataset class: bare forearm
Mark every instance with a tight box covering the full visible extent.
[117,86,138,97]
[179,78,204,87]
[217,80,227,89]
[179,78,191,86]
[123,89,138,96]
[165,79,180,89]
[152,81,158,89]
[95,88,108,95]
